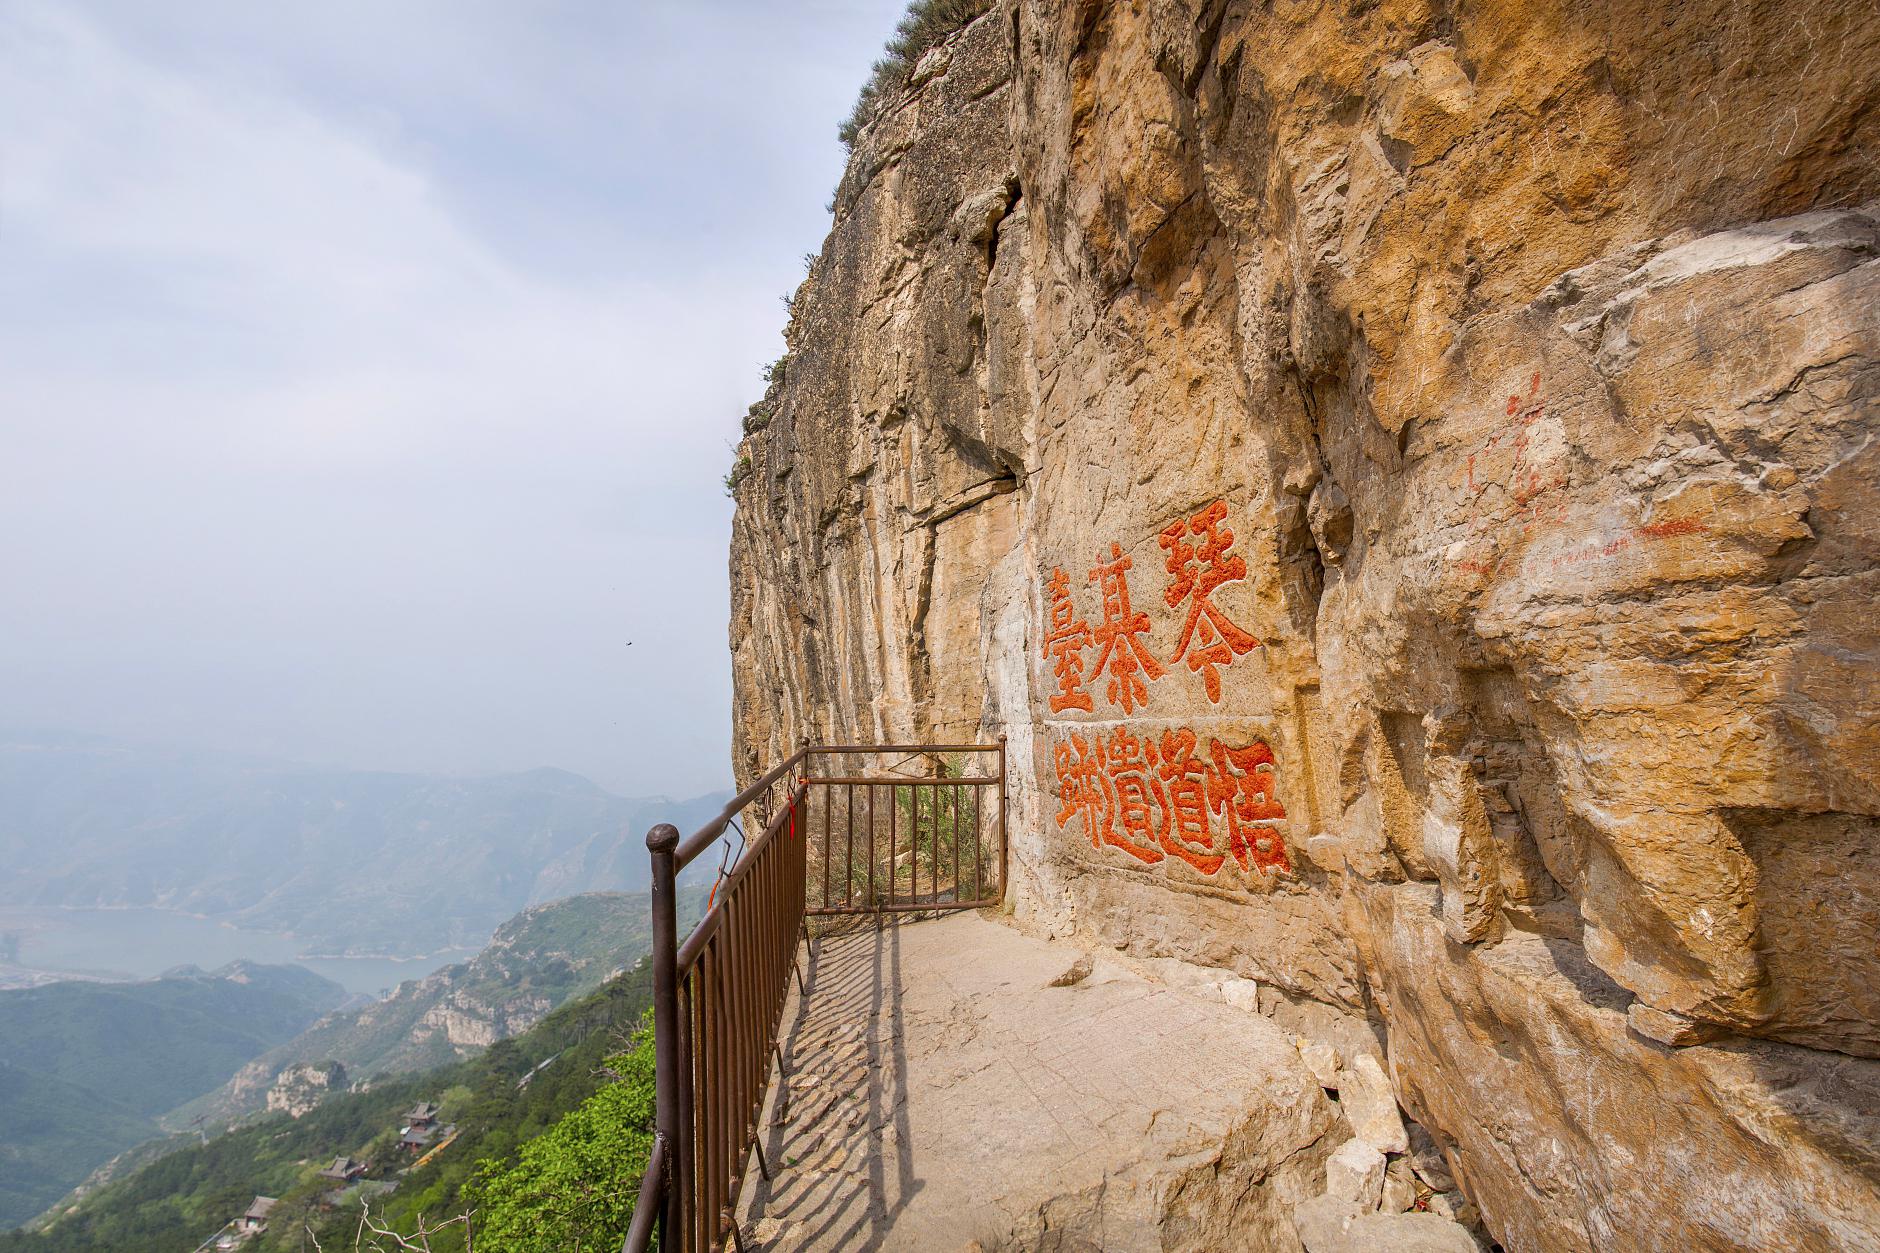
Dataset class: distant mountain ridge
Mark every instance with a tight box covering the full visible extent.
[0,962,346,1229]
[0,732,728,958]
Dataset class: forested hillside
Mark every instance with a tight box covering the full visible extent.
[5,966,658,1251]
[172,889,682,1129]
[0,964,346,1228]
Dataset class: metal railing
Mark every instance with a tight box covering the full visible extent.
[625,738,1007,1253]
[805,742,1008,916]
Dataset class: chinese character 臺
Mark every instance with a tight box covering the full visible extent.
[1041,567,1094,714]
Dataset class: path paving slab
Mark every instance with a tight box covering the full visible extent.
[738,912,1343,1251]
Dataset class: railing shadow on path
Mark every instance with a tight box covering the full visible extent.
[625,739,1004,1253]
[738,918,924,1250]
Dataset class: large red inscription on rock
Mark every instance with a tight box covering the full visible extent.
[1041,499,1292,881]
[1053,725,1291,877]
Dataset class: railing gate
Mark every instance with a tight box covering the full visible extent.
[625,736,1007,1253]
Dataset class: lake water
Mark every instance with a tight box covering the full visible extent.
[0,906,478,997]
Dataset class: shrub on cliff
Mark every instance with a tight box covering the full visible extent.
[465,1013,656,1252]
[839,0,992,147]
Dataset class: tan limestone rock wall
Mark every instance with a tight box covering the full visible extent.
[728,2,1880,1248]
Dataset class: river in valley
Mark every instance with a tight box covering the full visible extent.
[0,906,478,997]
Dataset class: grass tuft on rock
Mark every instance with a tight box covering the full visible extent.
[838,0,992,148]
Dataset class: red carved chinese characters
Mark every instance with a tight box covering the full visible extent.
[1160,500,1261,702]
[1156,729,1224,874]
[1205,738,1291,874]
[1088,543,1163,714]
[1040,508,1292,881]
[1102,727,1168,865]
[1054,735,1110,847]
[1054,732,1162,865]
[1052,728,1290,878]
[1041,567,1094,713]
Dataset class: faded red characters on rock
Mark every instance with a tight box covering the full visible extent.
[1446,371,1573,574]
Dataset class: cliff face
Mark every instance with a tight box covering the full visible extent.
[729,2,1880,1247]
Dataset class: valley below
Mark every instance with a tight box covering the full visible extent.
[0,906,474,997]
[0,731,728,1235]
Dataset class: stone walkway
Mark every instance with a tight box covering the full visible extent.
[735,912,1343,1251]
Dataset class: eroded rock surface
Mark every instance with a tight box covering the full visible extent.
[730,2,1880,1248]
[264,1060,347,1118]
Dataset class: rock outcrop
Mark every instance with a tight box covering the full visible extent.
[264,1060,348,1118]
[729,3,1880,1249]
[172,892,649,1127]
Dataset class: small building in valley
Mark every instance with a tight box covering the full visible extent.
[400,1101,443,1151]
[318,1156,369,1183]
[237,1196,276,1234]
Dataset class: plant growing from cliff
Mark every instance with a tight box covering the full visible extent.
[723,452,754,496]
[838,0,993,148]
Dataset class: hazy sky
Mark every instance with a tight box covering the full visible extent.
[0,0,903,798]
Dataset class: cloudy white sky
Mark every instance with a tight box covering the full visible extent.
[0,0,903,797]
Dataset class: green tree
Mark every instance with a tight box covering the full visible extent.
[464,1015,655,1252]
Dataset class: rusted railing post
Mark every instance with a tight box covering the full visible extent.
[997,733,1009,902]
[646,821,683,1247]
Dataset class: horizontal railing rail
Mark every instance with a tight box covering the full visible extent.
[802,742,1007,918]
[626,736,1006,1253]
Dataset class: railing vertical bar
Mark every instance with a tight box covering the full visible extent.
[732,893,752,1189]
[997,734,1009,901]
[698,944,714,1251]
[755,838,769,1102]
[723,926,738,1246]
[723,932,734,1243]
[931,780,939,907]
[867,783,876,910]
[820,779,830,911]
[973,771,983,903]
[646,823,682,1247]
[705,941,719,1253]
[844,783,855,909]
[952,781,961,903]
[677,976,694,1252]
[743,843,757,1194]
[889,782,898,909]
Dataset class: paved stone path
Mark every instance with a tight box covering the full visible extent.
[735,911,1340,1251]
